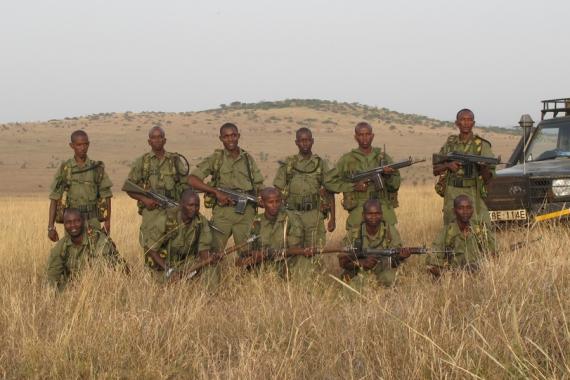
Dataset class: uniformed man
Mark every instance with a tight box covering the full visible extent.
[46,208,126,290]
[274,127,336,248]
[325,122,400,231]
[188,123,264,252]
[145,189,218,286]
[339,199,410,289]
[124,126,189,254]
[236,187,308,280]
[47,130,113,242]
[433,109,495,224]
[426,195,497,276]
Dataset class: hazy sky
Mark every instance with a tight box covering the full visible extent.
[1,0,568,125]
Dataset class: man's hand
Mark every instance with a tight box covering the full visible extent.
[382,166,395,175]
[359,256,378,270]
[398,248,412,259]
[353,180,369,192]
[48,227,59,242]
[478,164,493,182]
[141,198,160,210]
[104,220,111,235]
[446,161,462,172]
[214,190,233,206]
[327,218,336,232]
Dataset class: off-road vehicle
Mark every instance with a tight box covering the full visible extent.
[486,98,570,222]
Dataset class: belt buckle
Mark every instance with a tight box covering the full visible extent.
[302,197,313,212]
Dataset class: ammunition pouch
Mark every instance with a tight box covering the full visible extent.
[449,177,476,188]
[341,191,381,211]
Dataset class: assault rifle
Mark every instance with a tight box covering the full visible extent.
[216,187,259,214]
[237,245,346,267]
[175,235,260,280]
[122,180,223,233]
[347,246,430,258]
[432,152,500,167]
[350,157,425,190]
[122,180,178,208]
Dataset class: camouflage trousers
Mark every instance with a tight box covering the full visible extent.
[286,208,326,248]
[210,204,256,252]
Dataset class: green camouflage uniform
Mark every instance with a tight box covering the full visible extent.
[191,148,264,251]
[245,211,308,279]
[126,151,189,252]
[49,157,113,230]
[147,208,217,287]
[426,221,496,271]
[342,221,403,288]
[325,147,400,230]
[274,154,330,248]
[46,228,123,289]
[436,134,495,224]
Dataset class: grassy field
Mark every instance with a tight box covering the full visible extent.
[0,187,568,379]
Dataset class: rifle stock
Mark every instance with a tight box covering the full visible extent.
[122,180,178,208]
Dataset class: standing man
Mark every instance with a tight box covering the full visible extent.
[433,109,495,224]
[145,189,218,287]
[46,208,127,290]
[325,122,400,231]
[48,130,113,242]
[124,126,189,254]
[188,123,264,252]
[339,199,410,289]
[273,127,336,248]
[426,195,497,276]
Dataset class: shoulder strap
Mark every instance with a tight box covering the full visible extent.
[141,153,152,188]
[243,151,256,191]
[210,149,224,187]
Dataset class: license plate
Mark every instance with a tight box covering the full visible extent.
[489,209,528,221]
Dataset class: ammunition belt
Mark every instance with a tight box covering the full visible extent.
[285,193,320,212]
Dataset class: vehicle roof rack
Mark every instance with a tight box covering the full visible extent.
[541,98,570,120]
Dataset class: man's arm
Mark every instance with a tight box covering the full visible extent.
[326,190,336,232]
[104,197,111,234]
[46,246,65,288]
[47,199,59,242]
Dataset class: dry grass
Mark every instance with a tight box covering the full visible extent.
[0,187,569,379]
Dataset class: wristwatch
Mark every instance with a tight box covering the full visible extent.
[48,226,56,232]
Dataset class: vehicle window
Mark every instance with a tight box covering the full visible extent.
[526,126,570,161]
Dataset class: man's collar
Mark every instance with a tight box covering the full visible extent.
[65,229,89,247]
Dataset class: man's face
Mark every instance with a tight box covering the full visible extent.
[354,126,374,149]
[263,193,282,218]
[148,129,166,152]
[69,135,89,159]
[363,204,383,228]
[63,212,84,239]
[454,199,474,224]
[219,127,240,151]
[295,132,314,155]
[181,196,199,220]
[455,111,475,135]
